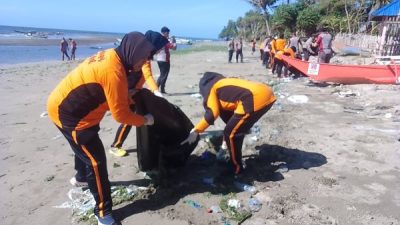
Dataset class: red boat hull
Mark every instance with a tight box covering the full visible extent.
[282,56,400,85]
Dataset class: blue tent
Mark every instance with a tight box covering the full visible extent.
[372,0,400,18]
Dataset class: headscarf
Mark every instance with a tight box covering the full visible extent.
[115,32,154,72]
[144,30,169,58]
[199,72,225,103]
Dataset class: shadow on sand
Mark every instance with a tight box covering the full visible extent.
[113,143,327,221]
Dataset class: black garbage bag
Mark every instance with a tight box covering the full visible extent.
[133,89,199,171]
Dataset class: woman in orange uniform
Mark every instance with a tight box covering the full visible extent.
[181,72,276,175]
[47,31,167,225]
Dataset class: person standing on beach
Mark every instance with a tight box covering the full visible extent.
[60,37,70,61]
[181,72,276,176]
[316,27,333,63]
[155,26,177,94]
[69,38,77,60]
[47,31,167,225]
[235,38,243,63]
[303,34,317,61]
[228,38,235,63]
[109,31,165,157]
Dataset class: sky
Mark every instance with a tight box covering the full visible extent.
[0,0,257,39]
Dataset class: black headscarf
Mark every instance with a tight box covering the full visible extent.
[199,72,225,103]
[115,32,154,72]
[144,30,169,59]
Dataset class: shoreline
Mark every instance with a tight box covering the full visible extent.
[0,36,119,46]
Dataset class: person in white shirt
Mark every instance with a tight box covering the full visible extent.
[155,26,177,94]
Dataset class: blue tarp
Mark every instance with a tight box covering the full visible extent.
[372,0,400,17]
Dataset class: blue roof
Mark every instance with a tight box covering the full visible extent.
[372,0,400,17]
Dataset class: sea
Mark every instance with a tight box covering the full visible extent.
[0,25,206,65]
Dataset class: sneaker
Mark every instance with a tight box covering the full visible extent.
[69,176,88,187]
[109,147,127,157]
[96,214,117,225]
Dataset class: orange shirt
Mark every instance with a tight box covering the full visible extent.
[274,48,296,60]
[47,49,146,130]
[194,78,276,133]
[134,60,159,92]
[275,38,287,51]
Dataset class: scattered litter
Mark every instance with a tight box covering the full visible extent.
[183,199,202,209]
[248,198,262,212]
[190,93,202,100]
[216,150,229,162]
[40,111,48,118]
[227,199,241,209]
[220,194,252,223]
[337,90,359,97]
[276,164,289,173]
[54,185,148,219]
[234,181,257,194]
[207,205,222,213]
[287,95,309,104]
[51,134,62,140]
[384,113,392,119]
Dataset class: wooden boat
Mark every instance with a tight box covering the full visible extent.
[282,55,400,85]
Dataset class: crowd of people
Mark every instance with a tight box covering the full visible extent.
[226,27,334,79]
[60,37,77,61]
[258,27,333,78]
[48,25,275,225]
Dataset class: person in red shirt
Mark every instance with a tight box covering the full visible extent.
[47,31,167,225]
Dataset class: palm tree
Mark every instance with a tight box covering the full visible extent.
[244,0,278,35]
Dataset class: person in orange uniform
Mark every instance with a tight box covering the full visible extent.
[274,46,296,78]
[181,72,276,175]
[47,31,167,225]
[109,58,163,157]
[271,34,286,74]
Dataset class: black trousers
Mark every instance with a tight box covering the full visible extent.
[228,50,234,62]
[157,61,171,93]
[221,102,275,174]
[236,50,243,62]
[111,124,132,148]
[57,125,112,218]
[274,58,288,78]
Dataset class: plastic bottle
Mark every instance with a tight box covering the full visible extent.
[234,181,257,194]
[248,198,262,212]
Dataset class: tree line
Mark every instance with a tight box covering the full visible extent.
[219,0,391,40]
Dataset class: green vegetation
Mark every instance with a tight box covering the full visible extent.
[219,193,252,224]
[173,45,226,55]
[219,0,392,40]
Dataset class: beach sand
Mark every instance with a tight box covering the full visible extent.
[0,45,399,225]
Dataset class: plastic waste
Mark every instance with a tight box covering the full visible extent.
[234,181,257,194]
[227,199,241,209]
[183,199,202,209]
[248,198,262,212]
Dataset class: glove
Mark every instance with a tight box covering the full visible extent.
[153,90,164,98]
[143,114,154,126]
[180,128,199,145]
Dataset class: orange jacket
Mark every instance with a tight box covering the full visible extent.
[47,49,146,130]
[275,38,287,51]
[133,60,159,92]
[194,78,276,133]
[274,48,296,60]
